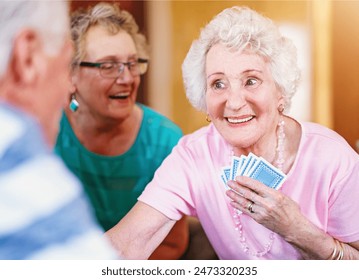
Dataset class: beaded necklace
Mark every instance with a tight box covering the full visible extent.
[275,116,285,170]
[230,115,285,257]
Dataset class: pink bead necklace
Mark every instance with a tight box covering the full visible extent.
[230,116,285,257]
[231,207,276,257]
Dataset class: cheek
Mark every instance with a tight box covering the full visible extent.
[246,90,276,113]
[206,92,225,117]
[252,99,279,127]
[76,72,105,96]
[132,76,141,91]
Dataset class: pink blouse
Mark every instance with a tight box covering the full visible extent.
[139,122,359,259]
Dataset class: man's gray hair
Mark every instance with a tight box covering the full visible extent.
[0,1,69,75]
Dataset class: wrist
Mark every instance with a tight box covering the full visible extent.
[282,219,336,259]
[327,238,344,260]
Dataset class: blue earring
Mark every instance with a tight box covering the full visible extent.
[69,94,79,112]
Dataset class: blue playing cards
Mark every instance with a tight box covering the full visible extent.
[220,153,286,190]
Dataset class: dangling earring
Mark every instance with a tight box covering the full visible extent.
[69,94,79,112]
[206,114,211,123]
[278,104,285,114]
[275,103,285,170]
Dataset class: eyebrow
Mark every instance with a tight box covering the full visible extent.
[207,69,263,79]
[242,69,263,75]
[93,54,138,62]
[207,72,223,79]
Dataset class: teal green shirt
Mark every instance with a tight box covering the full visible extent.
[55,104,183,231]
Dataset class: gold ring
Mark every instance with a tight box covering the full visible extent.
[247,202,255,213]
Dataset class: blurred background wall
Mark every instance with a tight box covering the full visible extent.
[70,0,359,152]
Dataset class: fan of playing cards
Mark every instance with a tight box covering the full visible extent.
[220,152,287,190]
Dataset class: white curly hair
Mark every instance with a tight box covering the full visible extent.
[182,6,301,113]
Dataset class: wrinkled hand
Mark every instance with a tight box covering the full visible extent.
[226,176,305,239]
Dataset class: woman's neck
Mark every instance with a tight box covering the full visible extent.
[65,105,143,156]
[231,115,300,174]
[232,126,278,164]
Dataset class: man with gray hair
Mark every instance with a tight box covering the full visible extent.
[0,1,116,259]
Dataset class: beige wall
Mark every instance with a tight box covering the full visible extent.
[332,1,359,150]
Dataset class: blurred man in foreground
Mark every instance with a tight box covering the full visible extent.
[0,0,116,259]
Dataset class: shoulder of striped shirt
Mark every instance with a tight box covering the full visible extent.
[0,111,117,259]
[0,154,117,259]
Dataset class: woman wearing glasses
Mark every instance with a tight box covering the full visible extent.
[55,2,189,260]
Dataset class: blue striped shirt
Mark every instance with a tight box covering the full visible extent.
[0,104,117,259]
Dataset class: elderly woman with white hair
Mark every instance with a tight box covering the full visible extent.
[106,6,359,260]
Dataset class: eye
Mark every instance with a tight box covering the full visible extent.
[245,78,261,88]
[212,80,226,90]
[100,62,115,70]
[128,61,138,69]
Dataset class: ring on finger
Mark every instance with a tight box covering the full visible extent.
[247,202,255,213]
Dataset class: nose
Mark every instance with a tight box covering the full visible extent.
[226,87,246,111]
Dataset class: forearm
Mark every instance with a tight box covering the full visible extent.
[283,216,359,260]
[105,202,176,259]
[149,217,189,260]
[106,226,157,260]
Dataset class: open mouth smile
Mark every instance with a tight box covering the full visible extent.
[109,92,130,100]
[226,116,254,124]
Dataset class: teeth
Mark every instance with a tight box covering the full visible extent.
[227,116,253,124]
[109,92,130,99]
[113,92,129,97]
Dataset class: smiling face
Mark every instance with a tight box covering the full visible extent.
[205,43,283,151]
[71,25,140,122]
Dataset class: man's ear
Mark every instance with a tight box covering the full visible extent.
[10,29,41,85]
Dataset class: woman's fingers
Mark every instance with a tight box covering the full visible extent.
[226,176,284,217]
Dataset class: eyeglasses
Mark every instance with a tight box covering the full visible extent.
[79,58,148,79]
